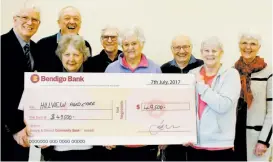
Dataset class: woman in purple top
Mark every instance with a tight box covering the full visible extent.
[105,26,161,74]
[104,26,161,161]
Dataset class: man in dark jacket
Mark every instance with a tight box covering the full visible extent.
[85,26,122,160]
[161,35,203,161]
[1,7,41,161]
[37,6,92,160]
[36,6,92,72]
[88,26,122,72]
[161,35,203,74]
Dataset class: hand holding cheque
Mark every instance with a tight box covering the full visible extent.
[20,73,197,145]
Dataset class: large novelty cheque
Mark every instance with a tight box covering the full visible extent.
[20,72,197,145]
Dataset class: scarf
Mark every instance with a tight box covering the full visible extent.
[235,56,267,108]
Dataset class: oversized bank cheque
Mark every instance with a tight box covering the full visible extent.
[21,72,197,145]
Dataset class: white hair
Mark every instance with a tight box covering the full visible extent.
[100,25,120,38]
[239,31,262,45]
[58,6,81,21]
[201,36,223,51]
[171,34,192,47]
[14,5,41,17]
[118,26,145,46]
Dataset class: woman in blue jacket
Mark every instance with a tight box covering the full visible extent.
[185,37,241,161]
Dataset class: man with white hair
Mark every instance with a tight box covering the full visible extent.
[161,35,203,161]
[88,26,122,72]
[1,6,41,161]
[36,6,92,72]
[161,35,203,74]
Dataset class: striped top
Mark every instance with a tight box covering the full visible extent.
[246,65,272,146]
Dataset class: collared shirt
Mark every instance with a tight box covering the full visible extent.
[121,54,153,148]
[105,53,161,73]
[56,31,61,43]
[121,54,148,72]
[161,55,204,74]
[13,29,34,70]
[170,55,197,69]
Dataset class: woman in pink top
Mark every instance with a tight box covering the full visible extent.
[185,37,241,161]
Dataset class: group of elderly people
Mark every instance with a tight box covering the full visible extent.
[1,5,271,162]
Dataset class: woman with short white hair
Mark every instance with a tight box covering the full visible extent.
[41,34,97,161]
[185,37,241,161]
[55,34,91,72]
[234,32,272,161]
[104,26,161,161]
[105,26,161,73]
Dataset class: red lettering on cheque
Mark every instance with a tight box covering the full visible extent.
[142,100,166,118]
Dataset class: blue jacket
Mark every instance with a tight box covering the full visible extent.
[105,53,161,73]
[189,65,241,148]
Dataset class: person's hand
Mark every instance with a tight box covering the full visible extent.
[13,127,30,147]
[183,142,194,147]
[254,143,267,156]
[158,145,168,150]
[24,119,32,136]
[104,145,116,150]
[13,119,33,147]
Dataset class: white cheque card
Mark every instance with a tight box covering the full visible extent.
[22,73,197,145]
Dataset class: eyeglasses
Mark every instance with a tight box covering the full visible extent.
[16,16,40,24]
[172,45,191,51]
[102,35,118,41]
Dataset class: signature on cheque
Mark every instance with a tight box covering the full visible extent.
[149,120,180,135]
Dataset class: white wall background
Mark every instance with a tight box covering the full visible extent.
[1,0,272,67]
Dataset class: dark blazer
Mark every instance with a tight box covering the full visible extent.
[1,29,39,160]
[36,33,92,72]
[1,29,39,134]
[87,49,122,72]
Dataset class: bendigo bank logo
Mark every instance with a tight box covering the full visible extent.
[30,74,40,83]
[30,74,84,83]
